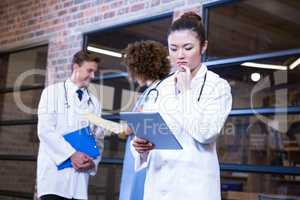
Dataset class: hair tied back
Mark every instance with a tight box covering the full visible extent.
[180,11,202,23]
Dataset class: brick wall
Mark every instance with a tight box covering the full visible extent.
[0,0,220,198]
[0,0,218,85]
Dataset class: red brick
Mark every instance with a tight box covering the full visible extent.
[58,10,67,16]
[80,2,91,10]
[161,0,175,3]
[117,6,129,15]
[110,1,123,9]
[151,0,160,7]
[70,6,79,12]
[98,4,110,12]
[64,1,73,8]
[103,11,115,19]
[130,3,145,12]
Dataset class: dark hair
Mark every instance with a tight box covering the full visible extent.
[72,50,100,68]
[168,12,206,45]
[123,40,171,81]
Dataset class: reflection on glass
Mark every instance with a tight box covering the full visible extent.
[0,125,38,155]
[87,16,172,73]
[0,161,36,193]
[206,0,300,61]
[0,89,42,120]
[221,172,300,199]
[210,55,300,108]
[101,136,126,159]
[5,46,47,87]
[121,89,141,112]
[89,165,122,199]
[218,115,300,167]
[89,83,115,112]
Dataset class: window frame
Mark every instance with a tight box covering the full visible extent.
[203,0,300,175]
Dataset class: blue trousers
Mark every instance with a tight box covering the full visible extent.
[119,135,146,200]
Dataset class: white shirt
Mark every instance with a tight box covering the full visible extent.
[37,79,104,199]
[131,64,232,200]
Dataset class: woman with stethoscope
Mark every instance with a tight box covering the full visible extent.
[119,40,171,200]
[131,12,232,200]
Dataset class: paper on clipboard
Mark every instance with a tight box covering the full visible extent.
[83,113,126,134]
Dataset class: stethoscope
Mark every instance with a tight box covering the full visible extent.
[144,72,174,103]
[63,80,94,109]
[145,71,207,103]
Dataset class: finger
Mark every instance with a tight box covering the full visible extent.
[133,141,153,147]
[77,152,86,163]
[133,141,151,147]
[72,160,80,170]
[134,137,149,144]
[134,145,153,151]
[136,148,149,153]
[133,144,151,150]
[180,65,190,74]
[85,161,95,171]
[136,147,153,154]
[77,161,94,171]
[82,154,92,161]
[78,162,91,169]
[125,127,133,135]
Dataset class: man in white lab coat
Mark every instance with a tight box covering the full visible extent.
[37,50,104,200]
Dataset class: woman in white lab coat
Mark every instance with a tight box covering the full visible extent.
[132,12,232,200]
[119,40,171,200]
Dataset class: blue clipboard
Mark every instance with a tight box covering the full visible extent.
[57,127,100,170]
[119,112,182,150]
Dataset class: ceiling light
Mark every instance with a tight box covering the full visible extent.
[87,46,122,58]
[289,58,300,70]
[251,72,261,82]
[241,62,287,70]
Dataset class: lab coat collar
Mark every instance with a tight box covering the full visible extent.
[192,63,207,81]
[65,78,88,98]
[193,64,207,80]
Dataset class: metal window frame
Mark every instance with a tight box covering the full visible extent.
[204,48,300,69]
[0,44,48,92]
[202,0,239,62]
[0,85,44,93]
[1,154,300,175]
[0,190,33,199]
[82,12,173,51]
[82,12,173,81]
[202,0,300,63]
[202,0,300,175]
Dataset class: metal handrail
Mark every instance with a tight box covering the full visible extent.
[2,106,300,127]
[0,85,44,93]
[0,154,123,165]
[1,154,300,175]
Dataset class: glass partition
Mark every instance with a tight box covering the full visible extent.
[210,54,300,109]
[221,171,300,199]
[205,0,300,61]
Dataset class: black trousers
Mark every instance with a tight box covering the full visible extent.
[40,194,80,200]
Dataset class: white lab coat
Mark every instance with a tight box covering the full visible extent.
[131,64,232,200]
[37,79,104,199]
